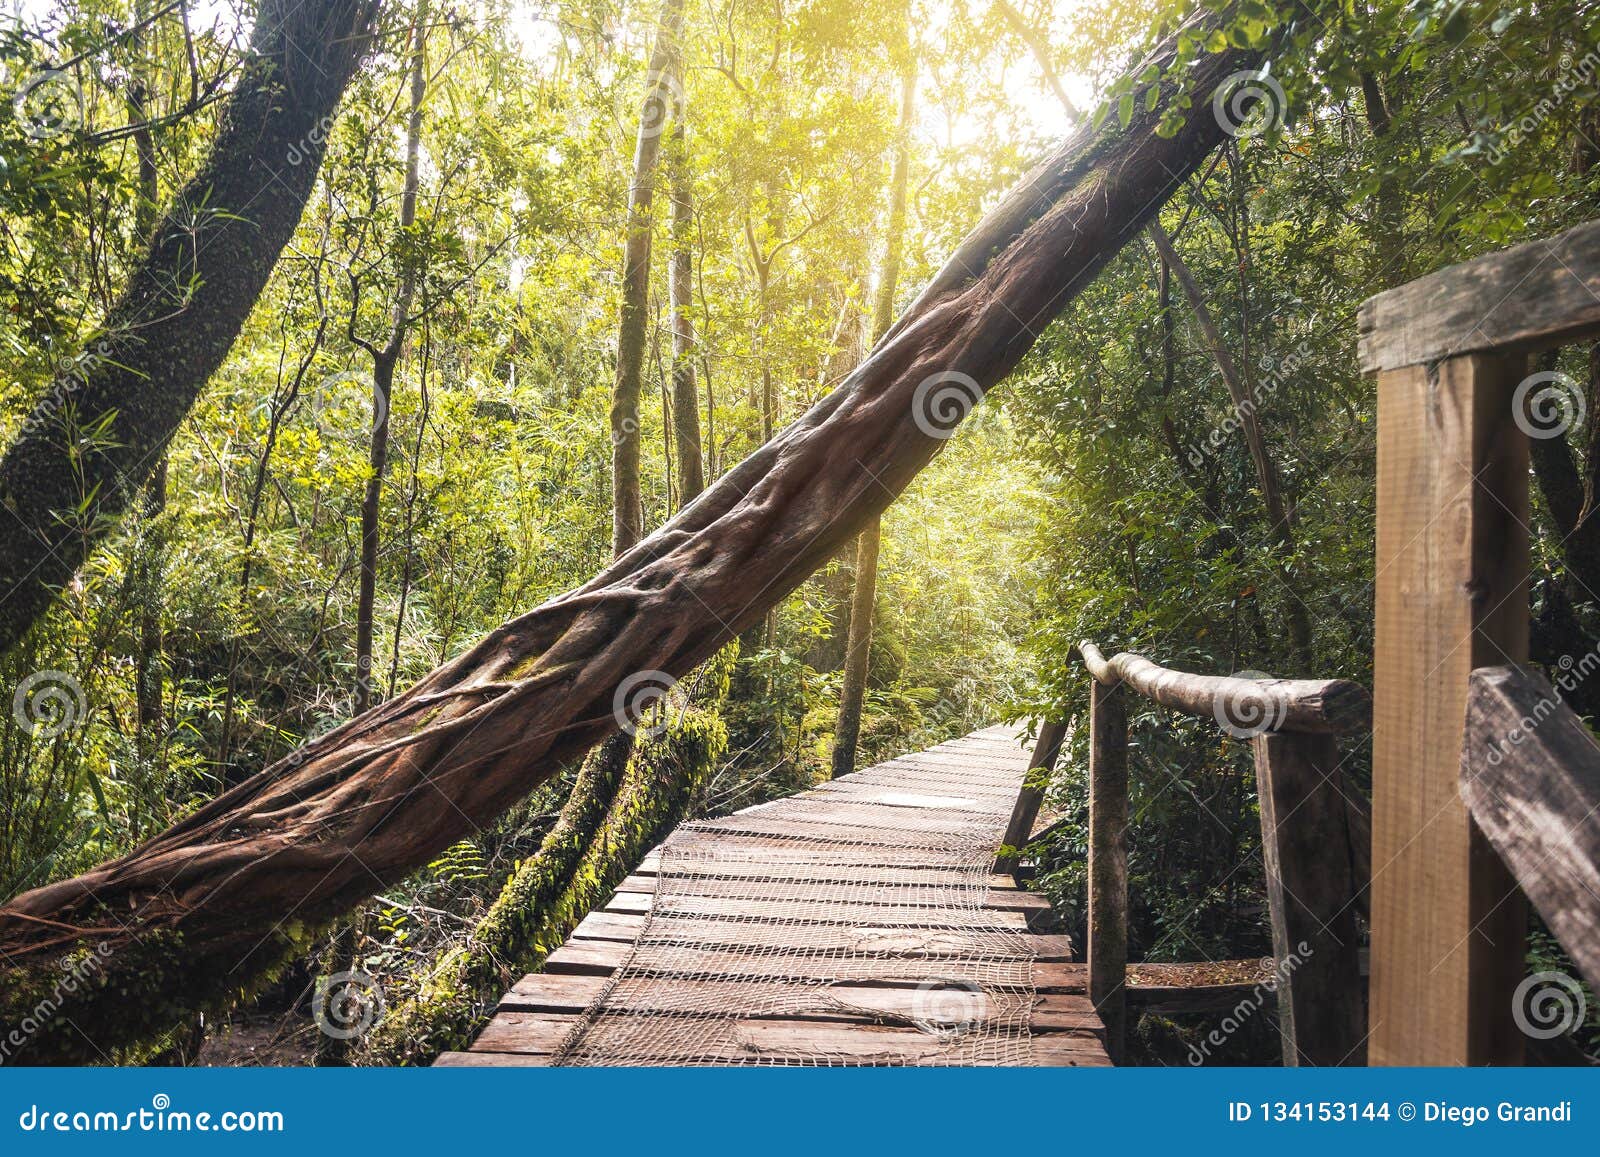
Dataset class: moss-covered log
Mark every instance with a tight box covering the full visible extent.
[357,696,728,1066]
[0,14,1257,1061]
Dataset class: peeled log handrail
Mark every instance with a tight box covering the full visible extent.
[1074,641,1371,735]
[1068,639,1370,1066]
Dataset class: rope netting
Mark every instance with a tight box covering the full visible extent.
[550,732,1040,1066]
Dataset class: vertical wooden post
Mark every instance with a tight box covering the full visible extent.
[1087,678,1128,1063]
[1370,353,1530,1065]
[994,719,1066,873]
[1252,731,1367,1065]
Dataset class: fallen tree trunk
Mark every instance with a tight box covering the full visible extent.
[0,18,1256,1061]
[0,0,378,656]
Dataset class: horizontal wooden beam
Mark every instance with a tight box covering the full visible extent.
[1075,641,1370,734]
[1358,217,1600,372]
[1462,665,1600,994]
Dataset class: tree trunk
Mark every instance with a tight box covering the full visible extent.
[832,61,915,779]
[0,0,377,658]
[0,22,1256,1061]
[355,4,428,712]
[1145,221,1312,661]
[668,83,704,507]
[612,0,686,554]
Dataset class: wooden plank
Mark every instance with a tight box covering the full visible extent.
[1461,665,1600,993]
[1087,679,1129,1064]
[507,962,1092,999]
[499,973,1100,1030]
[685,816,989,847]
[449,725,1098,1067]
[735,800,995,833]
[468,1012,1109,1065]
[1359,217,1600,372]
[1126,983,1274,1016]
[1252,731,1367,1066]
[1370,355,1530,1066]
[809,788,989,810]
[635,856,1027,891]
[994,720,1067,873]
[612,874,1048,911]
[544,934,1075,977]
[821,772,1019,798]
[601,889,1034,929]
[433,1050,548,1067]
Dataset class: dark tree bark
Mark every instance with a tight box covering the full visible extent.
[833,61,915,780]
[0,0,378,657]
[0,20,1256,1061]
[612,0,686,554]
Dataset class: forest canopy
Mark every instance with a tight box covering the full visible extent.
[0,0,1596,1065]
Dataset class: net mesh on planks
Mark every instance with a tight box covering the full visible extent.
[549,726,1041,1066]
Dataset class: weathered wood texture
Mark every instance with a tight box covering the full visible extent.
[1251,731,1367,1065]
[994,719,1067,873]
[1371,354,1530,1065]
[446,728,1110,1067]
[1076,641,1370,734]
[1462,665,1600,993]
[1087,679,1129,1064]
[1359,217,1600,373]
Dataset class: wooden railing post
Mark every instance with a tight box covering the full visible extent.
[1087,677,1128,1064]
[993,720,1066,874]
[1369,352,1530,1065]
[1251,731,1367,1065]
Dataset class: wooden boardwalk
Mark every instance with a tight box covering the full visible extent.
[437,726,1110,1066]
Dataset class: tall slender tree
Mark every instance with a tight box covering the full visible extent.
[612,0,687,554]
[350,0,430,712]
[833,55,916,780]
[667,59,704,506]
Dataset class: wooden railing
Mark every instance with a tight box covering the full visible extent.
[1002,643,1372,1066]
[1361,216,1600,1064]
[996,218,1600,1068]
[1461,666,1600,999]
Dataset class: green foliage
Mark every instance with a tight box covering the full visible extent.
[2,0,1598,1063]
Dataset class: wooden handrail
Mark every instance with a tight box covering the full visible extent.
[1065,640,1370,1066]
[1075,641,1371,734]
[1461,665,1600,994]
